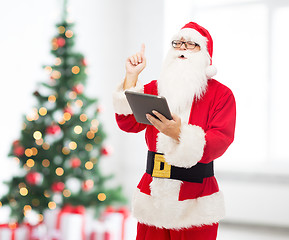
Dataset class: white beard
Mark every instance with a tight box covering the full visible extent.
[158,48,210,115]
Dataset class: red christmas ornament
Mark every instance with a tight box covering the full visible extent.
[13,145,25,157]
[51,182,65,192]
[57,37,66,47]
[70,157,81,168]
[63,107,73,115]
[26,172,42,185]
[46,124,61,135]
[72,84,84,94]
[97,105,104,113]
[81,58,87,66]
[13,140,20,146]
[82,180,94,191]
[101,146,112,156]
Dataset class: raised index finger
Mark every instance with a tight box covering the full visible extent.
[140,43,145,55]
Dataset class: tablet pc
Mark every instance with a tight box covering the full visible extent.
[125,90,172,125]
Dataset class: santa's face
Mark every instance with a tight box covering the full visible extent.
[158,36,210,115]
[173,37,201,56]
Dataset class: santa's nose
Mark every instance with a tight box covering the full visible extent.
[179,43,187,50]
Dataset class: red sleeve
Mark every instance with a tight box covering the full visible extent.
[115,113,147,133]
[200,89,236,164]
[114,80,157,133]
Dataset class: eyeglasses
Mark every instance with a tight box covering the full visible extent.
[171,40,200,50]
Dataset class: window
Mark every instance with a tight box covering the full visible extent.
[271,6,289,163]
[164,0,289,173]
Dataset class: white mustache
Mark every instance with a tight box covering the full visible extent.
[170,49,200,60]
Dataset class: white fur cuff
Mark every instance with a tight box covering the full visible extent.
[157,124,206,168]
[112,80,144,115]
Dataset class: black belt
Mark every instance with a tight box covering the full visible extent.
[146,151,214,183]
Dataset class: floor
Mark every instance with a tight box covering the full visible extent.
[218,223,289,240]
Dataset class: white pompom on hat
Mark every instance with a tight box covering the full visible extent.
[179,22,217,78]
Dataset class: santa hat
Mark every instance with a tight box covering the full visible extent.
[175,22,217,78]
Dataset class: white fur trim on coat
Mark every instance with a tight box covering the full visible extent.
[112,80,144,115]
[132,187,225,229]
[157,124,206,168]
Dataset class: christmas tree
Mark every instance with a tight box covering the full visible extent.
[0,1,126,223]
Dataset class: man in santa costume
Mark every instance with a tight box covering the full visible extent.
[113,22,236,240]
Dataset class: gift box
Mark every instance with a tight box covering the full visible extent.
[89,220,111,240]
[122,216,137,240]
[0,222,47,240]
[24,222,47,240]
[44,204,85,240]
[0,223,28,240]
[99,207,137,240]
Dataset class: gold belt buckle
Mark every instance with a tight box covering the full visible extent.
[152,154,171,178]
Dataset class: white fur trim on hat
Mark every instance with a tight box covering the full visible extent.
[132,187,225,229]
[156,124,206,168]
[206,64,217,78]
[173,28,208,53]
[112,80,144,115]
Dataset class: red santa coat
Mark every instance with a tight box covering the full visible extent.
[114,79,236,229]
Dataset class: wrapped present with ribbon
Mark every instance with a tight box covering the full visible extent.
[0,221,46,240]
[101,206,136,240]
[44,204,86,240]
[24,222,46,240]
[89,220,111,240]
[0,223,28,240]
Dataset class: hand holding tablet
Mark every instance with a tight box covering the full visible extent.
[125,91,172,125]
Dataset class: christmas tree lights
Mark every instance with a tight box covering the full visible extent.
[0,0,126,224]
